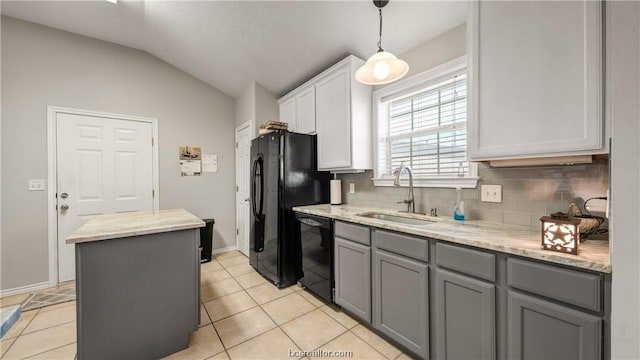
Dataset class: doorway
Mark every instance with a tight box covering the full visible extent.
[235,121,253,256]
[47,107,159,285]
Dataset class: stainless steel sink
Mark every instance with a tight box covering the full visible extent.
[356,212,435,226]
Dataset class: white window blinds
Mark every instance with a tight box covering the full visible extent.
[377,72,468,179]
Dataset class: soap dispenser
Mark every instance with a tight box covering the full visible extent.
[454,187,465,221]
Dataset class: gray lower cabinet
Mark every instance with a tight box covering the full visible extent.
[508,290,602,360]
[328,219,609,360]
[373,249,429,359]
[334,236,371,322]
[435,269,496,360]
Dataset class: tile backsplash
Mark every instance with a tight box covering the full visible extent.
[337,158,609,232]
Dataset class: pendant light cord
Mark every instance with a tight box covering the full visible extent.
[377,8,384,52]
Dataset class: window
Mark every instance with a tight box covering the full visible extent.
[373,56,477,188]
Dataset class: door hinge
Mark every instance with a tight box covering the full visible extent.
[236,186,239,192]
[152,189,155,198]
[152,137,154,146]
[55,192,58,198]
[236,228,239,235]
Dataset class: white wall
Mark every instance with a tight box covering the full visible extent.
[1,16,236,292]
[609,1,640,358]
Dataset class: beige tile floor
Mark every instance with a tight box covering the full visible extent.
[0,250,409,359]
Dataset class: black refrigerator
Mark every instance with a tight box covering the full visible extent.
[249,131,330,288]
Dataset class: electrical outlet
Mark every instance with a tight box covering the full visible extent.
[481,184,502,203]
[28,179,45,191]
[349,183,355,194]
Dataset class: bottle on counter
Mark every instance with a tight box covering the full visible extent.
[454,186,465,221]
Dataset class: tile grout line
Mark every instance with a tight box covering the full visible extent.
[200,299,230,360]
[20,319,76,337]
[348,327,397,360]
[2,308,40,346]
[206,291,259,324]
[214,272,315,356]
[12,340,76,360]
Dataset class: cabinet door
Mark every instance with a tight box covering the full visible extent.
[508,291,602,360]
[279,96,296,132]
[373,249,428,359]
[468,1,603,160]
[295,86,316,134]
[315,66,351,170]
[435,269,495,360]
[335,236,371,322]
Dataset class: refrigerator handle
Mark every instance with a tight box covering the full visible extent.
[251,157,259,218]
[251,155,265,219]
[257,156,264,217]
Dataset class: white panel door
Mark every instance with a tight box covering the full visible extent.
[235,124,251,256]
[56,113,154,282]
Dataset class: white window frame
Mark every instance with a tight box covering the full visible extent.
[372,56,478,188]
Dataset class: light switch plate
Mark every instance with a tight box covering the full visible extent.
[481,184,502,203]
[28,179,46,191]
[349,183,355,194]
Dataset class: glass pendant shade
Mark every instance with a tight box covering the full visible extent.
[356,51,409,85]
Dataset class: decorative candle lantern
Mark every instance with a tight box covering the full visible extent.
[540,213,581,255]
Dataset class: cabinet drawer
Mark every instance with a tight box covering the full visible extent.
[507,258,602,311]
[373,230,429,263]
[335,221,370,246]
[436,242,495,282]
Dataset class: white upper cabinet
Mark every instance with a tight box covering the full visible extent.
[278,55,372,172]
[315,56,372,171]
[279,96,296,132]
[467,0,606,161]
[295,85,316,134]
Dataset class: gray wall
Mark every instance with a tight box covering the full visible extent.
[1,16,236,292]
[234,80,278,138]
[234,81,255,129]
[254,81,278,135]
[609,1,640,357]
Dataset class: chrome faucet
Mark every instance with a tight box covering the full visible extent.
[393,162,416,213]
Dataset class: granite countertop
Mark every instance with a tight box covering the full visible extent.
[293,204,611,273]
[66,209,205,244]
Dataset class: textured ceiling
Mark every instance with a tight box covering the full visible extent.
[1,1,466,98]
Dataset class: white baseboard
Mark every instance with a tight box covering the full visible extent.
[0,282,49,298]
[212,245,238,256]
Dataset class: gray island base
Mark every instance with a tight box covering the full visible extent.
[67,209,205,360]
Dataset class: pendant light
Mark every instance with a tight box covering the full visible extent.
[355,0,409,85]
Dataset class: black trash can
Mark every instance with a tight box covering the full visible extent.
[199,218,215,263]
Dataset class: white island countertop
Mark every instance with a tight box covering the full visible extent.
[293,204,611,273]
[66,209,205,244]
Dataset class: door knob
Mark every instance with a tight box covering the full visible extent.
[60,192,69,199]
[60,204,69,211]
[244,198,250,202]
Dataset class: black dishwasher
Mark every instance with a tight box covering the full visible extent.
[295,213,334,304]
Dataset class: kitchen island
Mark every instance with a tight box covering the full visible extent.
[67,209,205,360]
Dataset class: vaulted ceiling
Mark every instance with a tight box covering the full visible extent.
[0,1,466,98]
